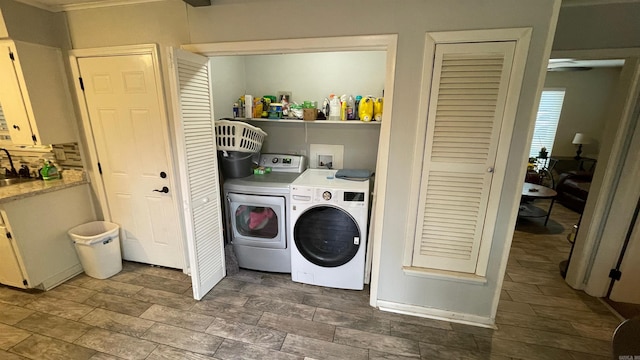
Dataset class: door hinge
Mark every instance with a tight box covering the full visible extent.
[609,269,622,281]
[97,162,102,175]
[32,134,37,142]
[22,279,28,286]
[6,232,11,239]
[79,77,85,91]
[9,51,14,61]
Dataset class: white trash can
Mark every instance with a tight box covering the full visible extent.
[68,221,122,279]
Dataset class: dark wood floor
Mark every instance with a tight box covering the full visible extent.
[0,200,623,359]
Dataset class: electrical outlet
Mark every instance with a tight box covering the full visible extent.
[310,144,344,169]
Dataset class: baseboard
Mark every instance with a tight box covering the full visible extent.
[37,264,84,290]
[376,300,497,328]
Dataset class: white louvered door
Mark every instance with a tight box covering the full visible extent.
[169,48,225,300]
[413,42,516,274]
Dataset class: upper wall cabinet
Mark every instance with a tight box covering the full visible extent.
[0,40,77,145]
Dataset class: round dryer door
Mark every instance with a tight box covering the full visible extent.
[294,206,360,267]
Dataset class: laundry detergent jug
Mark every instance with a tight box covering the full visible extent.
[358,97,374,122]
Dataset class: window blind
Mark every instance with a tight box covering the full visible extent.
[529,90,565,158]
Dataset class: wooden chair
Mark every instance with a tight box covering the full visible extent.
[612,317,640,359]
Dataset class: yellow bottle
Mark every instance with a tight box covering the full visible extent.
[340,100,347,121]
[358,97,374,122]
[374,97,384,121]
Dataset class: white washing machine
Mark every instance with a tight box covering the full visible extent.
[289,169,369,290]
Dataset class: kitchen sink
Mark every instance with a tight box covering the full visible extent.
[0,178,38,187]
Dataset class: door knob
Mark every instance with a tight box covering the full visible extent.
[153,186,169,194]
[487,167,495,173]
[12,125,19,130]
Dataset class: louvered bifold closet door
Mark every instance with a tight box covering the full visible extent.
[170,48,225,300]
[413,42,516,274]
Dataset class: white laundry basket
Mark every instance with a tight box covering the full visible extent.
[68,221,122,279]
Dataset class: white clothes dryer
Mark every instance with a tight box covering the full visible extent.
[224,154,306,273]
[289,169,369,290]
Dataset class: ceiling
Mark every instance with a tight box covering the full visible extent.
[12,0,640,13]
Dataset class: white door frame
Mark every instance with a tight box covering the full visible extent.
[68,44,187,270]
[551,48,640,296]
[183,34,398,306]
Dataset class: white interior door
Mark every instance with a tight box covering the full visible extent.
[169,48,225,300]
[78,55,183,269]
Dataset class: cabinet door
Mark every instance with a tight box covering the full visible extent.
[0,216,27,289]
[0,40,76,145]
[0,40,34,145]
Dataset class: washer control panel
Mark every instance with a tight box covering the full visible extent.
[290,186,366,207]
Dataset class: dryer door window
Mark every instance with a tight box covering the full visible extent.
[228,192,287,249]
[294,206,360,267]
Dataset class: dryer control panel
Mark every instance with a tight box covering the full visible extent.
[259,154,306,173]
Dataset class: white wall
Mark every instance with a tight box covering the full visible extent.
[64,0,559,322]
[0,0,68,48]
[210,56,246,120]
[553,3,640,51]
[244,51,386,106]
[545,67,621,158]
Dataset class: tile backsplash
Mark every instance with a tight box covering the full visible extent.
[0,143,83,178]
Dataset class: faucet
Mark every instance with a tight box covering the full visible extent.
[0,148,18,178]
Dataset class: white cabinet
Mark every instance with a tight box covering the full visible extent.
[0,184,96,290]
[0,219,25,288]
[0,40,77,145]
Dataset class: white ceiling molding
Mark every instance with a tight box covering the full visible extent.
[562,0,640,7]
[14,0,169,12]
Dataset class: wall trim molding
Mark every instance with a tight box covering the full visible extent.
[14,0,168,13]
[376,300,497,328]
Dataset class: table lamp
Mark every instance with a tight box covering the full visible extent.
[572,133,591,160]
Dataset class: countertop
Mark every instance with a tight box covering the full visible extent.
[0,170,88,204]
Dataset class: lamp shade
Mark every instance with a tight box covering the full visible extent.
[572,133,591,145]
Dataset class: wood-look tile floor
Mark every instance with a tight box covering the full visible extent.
[0,201,622,359]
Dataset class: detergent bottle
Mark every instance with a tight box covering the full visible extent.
[358,96,374,122]
[346,95,356,120]
[374,97,384,121]
[355,95,362,120]
[328,94,341,120]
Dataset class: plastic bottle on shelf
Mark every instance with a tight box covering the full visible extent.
[359,96,374,122]
[346,95,356,120]
[355,95,362,120]
[328,94,341,120]
[244,95,253,119]
[233,103,239,118]
[340,99,347,121]
[374,97,384,121]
